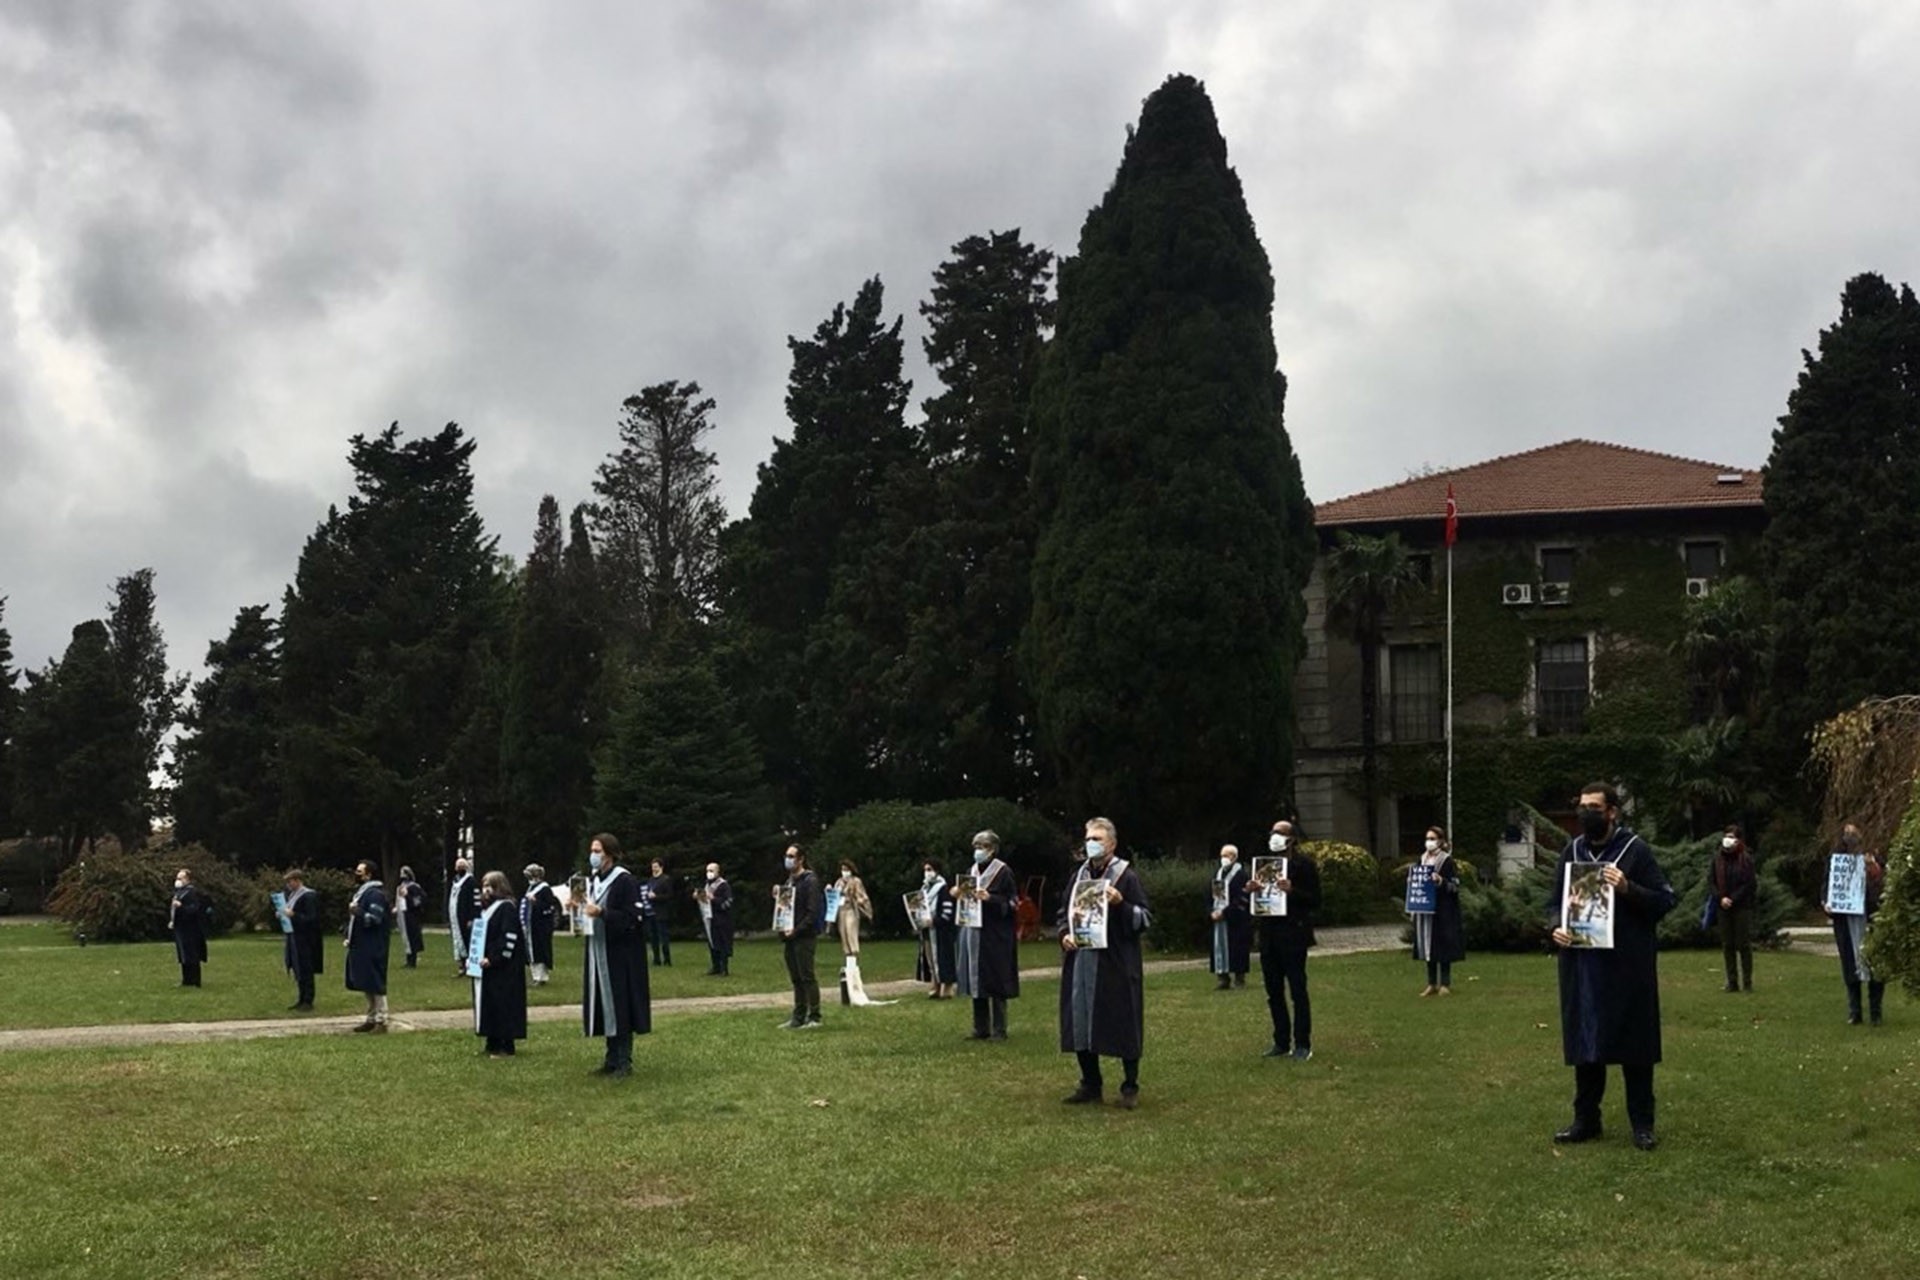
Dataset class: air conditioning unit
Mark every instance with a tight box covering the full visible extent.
[1539,582,1571,606]
[1685,577,1713,599]
[1501,583,1533,606]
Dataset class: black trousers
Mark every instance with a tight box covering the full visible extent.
[603,1031,632,1069]
[1719,907,1752,987]
[1573,1062,1655,1130]
[1261,945,1311,1050]
[1075,1050,1139,1091]
[971,996,1007,1037]
[485,1035,515,1054]
[784,933,819,1017]
[708,943,729,974]
[180,962,201,987]
[293,966,315,1006]
[1425,959,1453,986]
[647,918,672,965]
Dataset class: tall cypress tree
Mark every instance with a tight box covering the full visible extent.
[0,598,18,838]
[1762,273,1920,760]
[171,605,284,865]
[106,568,187,846]
[14,621,145,860]
[1025,74,1315,853]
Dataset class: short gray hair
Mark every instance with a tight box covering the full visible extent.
[1086,816,1117,846]
[972,830,1001,852]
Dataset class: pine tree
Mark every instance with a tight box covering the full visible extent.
[1025,74,1316,853]
[171,605,284,865]
[0,598,20,838]
[501,495,602,875]
[1762,273,1920,763]
[106,569,188,845]
[13,621,145,860]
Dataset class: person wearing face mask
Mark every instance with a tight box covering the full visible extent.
[520,864,559,987]
[581,834,650,1075]
[778,845,825,1028]
[832,860,875,958]
[1822,823,1887,1026]
[1257,819,1322,1061]
[168,868,211,988]
[1209,845,1251,990]
[472,871,529,1057]
[1710,827,1757,993]
[344,860,393,1034]
[644,859,676,968]
[697,862,735,977]
[916,861,958,999]
[394,866,426,969]
[1548,783,1675,1151]
[1412,828,1465,997]
[1059,817,1151,1108]
[955,831,1019,1040]
[447,858,480,979]
[279,869,323,1011]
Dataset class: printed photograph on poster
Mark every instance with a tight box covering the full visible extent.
[1561,863,1615,948]
[772,884,796,934]
[563,877,587,934]
[1070,879,1110,949]
[1404,867,1438,915]
[903,889,931,932]
[955,875,983,929]
[1211,883,1228,914]
[1249,856,1289,918]
[1826,852,1867,915]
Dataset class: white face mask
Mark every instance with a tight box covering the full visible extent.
[1084,839,1105,860]
[1220,857,1233,867]
[1721,837,1737,850]
[1424,839,1440,854]
[1269,833,1288,853]
[973,849,990,865]
[175,879,188,889]
[923,871,936,884]
[589,852,604,872]
[706,870,718,881]
[783,856,796,871]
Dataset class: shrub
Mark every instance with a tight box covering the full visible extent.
[0,837,64,913]
[1457,869,1554,952]
[1131,859,1217,954]
[45,840,253,943]
[1655,836,1794,949]
[1865,777,1920,997]
[237,866,356,937]
[1302,840,1383,926]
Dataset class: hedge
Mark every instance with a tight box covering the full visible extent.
[46,840,253,943]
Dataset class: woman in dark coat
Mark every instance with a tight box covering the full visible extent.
[1711,826,1758,993]
[521,864,559,986]
[1412,827,1465,996]
[1059,817,1151,1109]
[581,834,650,1077]
[169,868,211,988]
[698,862,734,977]
[916,860,958,998]
[1209,845,1251,990]
[955,831,1019,1039]
[473,871,529,1056]
[344,860,392,1033]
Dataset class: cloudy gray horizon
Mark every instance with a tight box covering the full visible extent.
[3,1,1916,681]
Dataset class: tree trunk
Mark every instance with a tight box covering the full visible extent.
[1359,636,1380,857]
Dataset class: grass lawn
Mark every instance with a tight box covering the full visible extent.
[0,924,956,1027]
[0,946,1914,1279]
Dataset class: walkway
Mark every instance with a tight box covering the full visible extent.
[0,925,1408,1052]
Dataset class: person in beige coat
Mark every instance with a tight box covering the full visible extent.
[833,860,875,956]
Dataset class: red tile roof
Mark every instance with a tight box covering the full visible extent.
[1314,439,1764,527]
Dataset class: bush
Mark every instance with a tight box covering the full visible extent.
[1302,840,1383,926]
[236,866,356,937]
[45,839,253,943]
[1655,836,1795,949]
[1865,777,1920,997]
[813,798,1064,938]
[0,837,64,913]
[1458,869,1554,952]
[1131,859,1217,954]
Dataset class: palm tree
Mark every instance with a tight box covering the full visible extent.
[1676,576,1768,720]
[1324,531,1424,857]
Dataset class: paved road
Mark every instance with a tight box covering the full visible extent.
[0,925,1409,1052]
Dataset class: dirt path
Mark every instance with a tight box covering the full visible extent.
[0,925,1407,1052]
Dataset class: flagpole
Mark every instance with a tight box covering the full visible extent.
[1444,482,1455,849]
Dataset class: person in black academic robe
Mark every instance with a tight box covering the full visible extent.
[1548,784,1675,1150]
[956,832,1019,1039]
[1059,818,1151,1108]
[1411,829,1465,995]
[344,861,393,1033]
[1256,819,1322,1060]
[915,861,958,998]
[474,872,529,1056]
[1208,846,1251,989]
[280,871,323,1010]
[698,862,734,976]
[169,868,211,987]
[581,834,651,1077]
[448,860,480,977]
[395,866,426,968]
[521,864,559,986]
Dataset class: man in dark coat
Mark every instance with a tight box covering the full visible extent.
[474,871,529,1056]
[448,858,480,978]
[1059,817,1151,1109]
[778,845,824,1028]
[1209,844,1251,990]
[956,830,1020,1040]
[645,859,676,967]
[345,860,392,1034]
[169,867,211,988]
[395,866,426,968]
[1548,783,1675,1151]
[581,834,650,1077]
[698,862,735,977]
[521,863,559,986]
[1257,819,1322,1061]
[280,869,323,1011]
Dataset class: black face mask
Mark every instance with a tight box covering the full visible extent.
[1577,807,1611,842]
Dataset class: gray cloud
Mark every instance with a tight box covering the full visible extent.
[2,0,1916,689]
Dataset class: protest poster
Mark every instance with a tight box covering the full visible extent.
[1249,856,1289,918]
[955,875,983,929]
[270,891,293,935]
[903,889,931,932]
[772,884,796,934]
[1826,852,1867,916]
[1070,878,1110,949]
[1561,863,1615,949]
[1404,867,1438,915]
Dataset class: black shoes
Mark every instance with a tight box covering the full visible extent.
[1261,1044,1289,1058]
[1062,1085,1103,1105]
[1552,1123,1602,1144]
[1116,1087,1139,1110]
[1632,1129,1658,1151]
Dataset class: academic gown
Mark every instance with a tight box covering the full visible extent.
[582,868,652,1038]
[523,882,559,967]
[1058,858,1151,1059]
[345,881,392,995]
[1412,855,1466,965]
[170,886,210,968]
[397,881,426,957]
[917,879,959,984]
[958,861,1020,999]
[474,899,529,1043]
[285,888,324,978]
[449,874,480,956]
[1209,863,1252,975]
[1549,828,1674,1066]
[704,878,735,957]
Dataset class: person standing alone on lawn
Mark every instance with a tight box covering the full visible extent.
[448,857,480,978]
[1823,823,1887,1026]
[955,830,1019,1040]
[280,869,322,1011]
[169,867,211,988]
[1548,783,1675,1151]
[474,871,529,1057]
[1257,820,1321,1060]
[1711,826,1757,993]
[778,846,824,1028]
[395,866,426,969]
[1059,817,1150,1109]
[521,863,559,987]
[581,834,650,1077]
[1209,844,1251,990]
[345,860,393,1034]
[1413,827,1465,997]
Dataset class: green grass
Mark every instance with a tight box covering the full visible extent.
[0,946,1913,1278]
[0,925,963,1027]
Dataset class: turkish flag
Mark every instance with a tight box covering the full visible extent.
[1444,482,1458,547]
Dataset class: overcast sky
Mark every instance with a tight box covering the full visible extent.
[3,0,1916,677]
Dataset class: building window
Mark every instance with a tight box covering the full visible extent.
[1388,643,1444,743]
[1683,540,1724,580]
[1538,546,1577,584]
[1534,638,1589,736]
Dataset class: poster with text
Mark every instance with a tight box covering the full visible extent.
[1826,853,1867,916]
[955,875,983,929]
[1404,867,1438,915]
